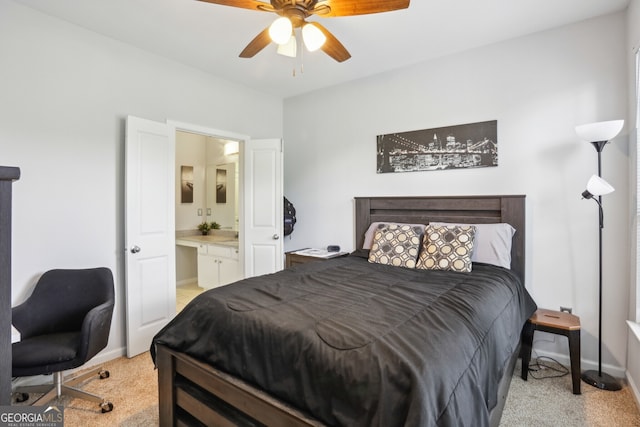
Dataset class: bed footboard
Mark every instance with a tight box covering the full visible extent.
[156,344,326,427]
[156,343,518,427]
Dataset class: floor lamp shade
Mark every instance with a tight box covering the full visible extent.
[582,175,614,200]
[575,120,624,143]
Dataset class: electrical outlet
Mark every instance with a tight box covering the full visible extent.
[560,306,572,314]
[197,208,203,216]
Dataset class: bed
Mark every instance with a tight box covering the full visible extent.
[152,195,536,427]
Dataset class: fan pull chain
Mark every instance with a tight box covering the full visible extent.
[291,41,304,77]
[299,43,304,75]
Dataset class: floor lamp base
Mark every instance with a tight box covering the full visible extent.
[582,370,622,391]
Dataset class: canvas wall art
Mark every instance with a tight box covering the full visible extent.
[180,165,194,203]
[376,120,498,173]
[216,168,227,204]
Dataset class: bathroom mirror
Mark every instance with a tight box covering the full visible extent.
[205,139,239,230]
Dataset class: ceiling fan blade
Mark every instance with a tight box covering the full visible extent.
[318,0,410,17]
[310,22,351,63]
[239,27,272,58]
[197,0,274,12]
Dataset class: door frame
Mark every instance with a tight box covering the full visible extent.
[168,120,249,273]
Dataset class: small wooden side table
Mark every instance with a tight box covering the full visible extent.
[285,249,348,268]
[521,308,581,394]
[285,251,319,268]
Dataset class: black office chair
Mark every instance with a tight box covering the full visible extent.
[12,267,115,412]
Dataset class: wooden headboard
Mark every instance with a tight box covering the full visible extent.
[354,195,526,284]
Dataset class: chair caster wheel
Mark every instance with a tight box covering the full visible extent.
[99,370,110,379]
[15,393,29,403]
[100,401,114,413]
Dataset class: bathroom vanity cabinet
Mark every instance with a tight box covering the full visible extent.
[176,235,242,290]
[197,243,241,289]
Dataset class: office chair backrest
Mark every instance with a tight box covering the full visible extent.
[15,268,114,337]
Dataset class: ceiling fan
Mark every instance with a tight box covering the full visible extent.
[198,0,410,62]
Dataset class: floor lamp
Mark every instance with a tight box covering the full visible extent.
[575,119,624,391]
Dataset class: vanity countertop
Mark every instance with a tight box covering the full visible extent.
[176,235,239,248]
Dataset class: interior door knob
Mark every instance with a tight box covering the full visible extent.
[273,234,280,240]
[130,245,141,254]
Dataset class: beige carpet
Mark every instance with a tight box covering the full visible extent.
[13,353,159,427]
[13,354,640,426]
[502,361,640,426]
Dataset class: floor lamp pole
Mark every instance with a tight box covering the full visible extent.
[581,143,621,391]
[597,148,603,379]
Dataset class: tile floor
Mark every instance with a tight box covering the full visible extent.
[176,282,204,312]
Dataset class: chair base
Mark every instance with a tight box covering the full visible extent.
[13,366,114,412]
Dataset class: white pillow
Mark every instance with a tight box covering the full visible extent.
[363,222,426,250]
[429,222,515,269]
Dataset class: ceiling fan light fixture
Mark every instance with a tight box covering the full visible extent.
[269,17,292,45]
[302,23,326,52]
[204,0,406,62]
[277,34,297,58]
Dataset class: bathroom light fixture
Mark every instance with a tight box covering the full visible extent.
[224,141,239,156]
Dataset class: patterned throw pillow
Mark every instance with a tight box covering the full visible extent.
[368,224,422,268]
[417,225,476,272]
[363,222,426,249]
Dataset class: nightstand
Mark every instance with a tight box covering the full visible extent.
[521,308,581,394]
[285,249,348,268]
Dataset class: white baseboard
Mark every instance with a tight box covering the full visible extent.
[531,348,626,379]
[176,277,197,287]
[627,369,640,412]
[87,346,127,367]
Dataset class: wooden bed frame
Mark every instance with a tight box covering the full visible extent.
[156,195,526,427]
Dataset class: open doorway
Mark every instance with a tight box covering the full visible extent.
[125,116,282,357]
[174,130,240,312]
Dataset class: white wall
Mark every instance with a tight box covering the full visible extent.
[283,13,629,374]
[1,2,282,361]
[175,131,208,232]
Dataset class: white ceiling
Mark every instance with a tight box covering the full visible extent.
[17,0,630,98]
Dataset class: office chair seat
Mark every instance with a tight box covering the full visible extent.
[13,332,80,373]
[12,268,115,413]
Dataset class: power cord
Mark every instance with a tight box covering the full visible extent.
[527,355,569,380]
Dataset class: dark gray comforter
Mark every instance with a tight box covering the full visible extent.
[152,253,536,426]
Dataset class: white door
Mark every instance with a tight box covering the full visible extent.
[125,116,176,358]
[242,138,283,277]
